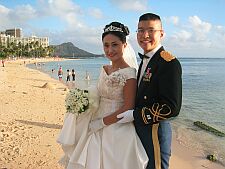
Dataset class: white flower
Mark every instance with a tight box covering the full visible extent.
[105,71,127,87]
[65,88,89,115]
[65,86,100,116]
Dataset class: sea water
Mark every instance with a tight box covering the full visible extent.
[27,57,225,165]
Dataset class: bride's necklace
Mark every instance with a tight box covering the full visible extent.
[110,65,121,71]
[108,65,121,75]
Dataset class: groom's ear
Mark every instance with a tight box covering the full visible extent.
[160,30,165,38]
[124,42,128,48]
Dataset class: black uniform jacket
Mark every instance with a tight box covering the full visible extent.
[134,47,182,126]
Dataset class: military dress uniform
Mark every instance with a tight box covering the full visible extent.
[133,46,182,169]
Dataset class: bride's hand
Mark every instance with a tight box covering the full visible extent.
[103,114,119,125]
[89,118,106,134]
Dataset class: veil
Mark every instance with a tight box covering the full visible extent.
[123,40,138,71]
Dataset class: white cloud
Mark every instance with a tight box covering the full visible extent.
[46,0,81,15]
[165,16,179,26]
[163,15,225,57]
[189,16,211,33]
[34,0,104,53]
[0,4,10,14]
[0,4,36,30]
[109,0,147,11]
[215,25,225,41]
[88,8,104,19]
[12,4,37,21]
[42,28,101,55]
[0,5,10,29]
[210,25,225,49]
[37,0,83,28]
[171,30,192,44]
[188,15,212,41]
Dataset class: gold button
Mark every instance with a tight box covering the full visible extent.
[144,96,147,99]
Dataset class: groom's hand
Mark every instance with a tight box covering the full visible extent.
[116,110,134,123]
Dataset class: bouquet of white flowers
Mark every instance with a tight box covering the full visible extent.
[57,86,99,145]
[65,86,100,116]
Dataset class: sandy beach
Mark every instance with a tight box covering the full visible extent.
[0,59,224,169]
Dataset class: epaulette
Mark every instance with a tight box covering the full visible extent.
[160,51,175,62]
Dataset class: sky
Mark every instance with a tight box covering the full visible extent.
[0,0,225,58]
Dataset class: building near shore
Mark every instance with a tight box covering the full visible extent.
[5,28,22,38]
[0,28,49,48]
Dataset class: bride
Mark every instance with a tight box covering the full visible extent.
[57,21,148,169]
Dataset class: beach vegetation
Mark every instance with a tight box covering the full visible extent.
[207,154,217,162]
[0,41,55,59]
[194,121,225,137]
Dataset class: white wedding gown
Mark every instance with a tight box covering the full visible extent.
[57,67,148,169]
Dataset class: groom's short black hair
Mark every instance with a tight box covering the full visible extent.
[139,13,161,22]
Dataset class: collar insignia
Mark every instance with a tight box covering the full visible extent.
[160,51,175,62]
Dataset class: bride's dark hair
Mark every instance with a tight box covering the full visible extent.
[102,22,129,43]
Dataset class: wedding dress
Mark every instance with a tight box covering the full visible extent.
[57,67,148,169]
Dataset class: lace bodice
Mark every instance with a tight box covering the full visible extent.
[97,67,136,102]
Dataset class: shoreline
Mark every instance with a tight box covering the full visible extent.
[171,134,225,169]
[0,59,224,169]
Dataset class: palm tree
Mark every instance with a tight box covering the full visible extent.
[46,46,55,57]
[17,42,23,58]
[0,44,7,58]
[24,43,30,57]
[8,42,17,58]
[34,41,39,57]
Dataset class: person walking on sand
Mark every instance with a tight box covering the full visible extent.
[66,69,71,82]
[85,70,90,81]
[2,60,5,67]
[58,66,63,81]
[117,13,182,169]
[71,69,76,81]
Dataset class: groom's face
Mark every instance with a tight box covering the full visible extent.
[137,20,164,54]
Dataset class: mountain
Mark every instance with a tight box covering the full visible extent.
[51,42,103,58]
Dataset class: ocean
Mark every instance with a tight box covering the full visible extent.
[27,57,225,165]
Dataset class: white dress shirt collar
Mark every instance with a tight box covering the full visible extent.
[138,44,162,86]
[145,44,162,59]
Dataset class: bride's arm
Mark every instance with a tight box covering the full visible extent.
[103,78,137,125]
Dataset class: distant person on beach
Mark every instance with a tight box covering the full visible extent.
[66,69,71,82]
[117,13,182,169]
[85,70,90,81]
[71,69,75,81]
[58,66,63,81]
[57,21,148,168]
[2,60,5,67]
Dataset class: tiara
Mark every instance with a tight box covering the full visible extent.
[104,25,123,33]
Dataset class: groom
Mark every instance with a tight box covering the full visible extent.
[117,13,182,169]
